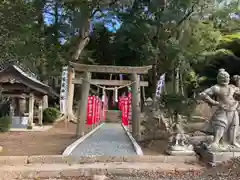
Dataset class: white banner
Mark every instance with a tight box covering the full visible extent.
[156,73,165,98]
[60,66,68,114]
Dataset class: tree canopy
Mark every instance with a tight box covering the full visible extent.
[0,0,239,97]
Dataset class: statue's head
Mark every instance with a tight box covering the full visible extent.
[217,69,230,85]
[233,75,240,87]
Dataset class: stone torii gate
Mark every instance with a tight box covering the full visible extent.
[67,62,152,140]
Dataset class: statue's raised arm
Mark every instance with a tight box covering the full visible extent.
[199,86,219,107]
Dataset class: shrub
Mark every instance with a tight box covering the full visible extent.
[161,93,197,117]
[43,107,60,124]
[0,116,12,132]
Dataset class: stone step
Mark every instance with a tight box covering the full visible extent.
[0,162,203,179]
[106,110,121,123]
[0,155,199,165]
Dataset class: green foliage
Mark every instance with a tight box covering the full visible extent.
[161,93,197,117]
[184,69,207,92]
[0,0,65,84]
[0,0,239,100]
[212,0,240,33]
[0,116,12,133]
[198,33,240,87]
[221,33,240,43]
[43,107,60,124]
[161,94,187,115]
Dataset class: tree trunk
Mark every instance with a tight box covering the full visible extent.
[68,17,90,122]
[180,70,184,96]
[71,19,90,62]
[42,80,49,110]
[174,66,180,94]
[131,73,141,141]
[152,60,157,110]
[72,36,90,61]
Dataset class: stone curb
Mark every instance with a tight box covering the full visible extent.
[0,164,204,179]
[0,155,198,165]
[62,123,105,156]
[121,123,143,155]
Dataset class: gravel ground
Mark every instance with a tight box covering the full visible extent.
[108,176,234,180]
[70,123,136,157]
[20,174,238,180]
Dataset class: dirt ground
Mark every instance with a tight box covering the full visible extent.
[140,139,169,155]
[140,122,205,155]
[0,121,92,156]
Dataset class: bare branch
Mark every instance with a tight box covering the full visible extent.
[175,3,196,28]
[167,1,199,39]
[108,0,119,7]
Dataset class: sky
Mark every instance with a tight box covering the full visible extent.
[43,1,238,37]
[95,16,121,32]
[43,6,121,33]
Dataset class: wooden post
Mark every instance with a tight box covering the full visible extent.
[131,73,141,141]
[38,99,43,126]
[76,72,91,137]
[9,100,14,118]
[140,75,145,112]
[42,95,48,110]
[15,98,20,116]
[67,67,75,121]
[19,97,26,116]
[28,93,35,128]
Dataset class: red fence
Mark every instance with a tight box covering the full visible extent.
[119,93,132,126]
[87,96,108,126]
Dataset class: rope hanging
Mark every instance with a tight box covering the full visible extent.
[80,78,136,90]
[115,87,118,102]
[80,77,135,103]
[102,87,106,102]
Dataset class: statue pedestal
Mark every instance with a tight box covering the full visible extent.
[195,145,240,166]
[166,133,195,156]
[166,149,195,156]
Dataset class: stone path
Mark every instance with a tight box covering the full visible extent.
[70,123,137,157]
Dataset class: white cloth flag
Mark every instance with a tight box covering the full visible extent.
[60,66,68,114]
[155,73,165,98]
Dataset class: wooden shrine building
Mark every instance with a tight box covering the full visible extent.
[0,64,58,129]
[66,62,152,140]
